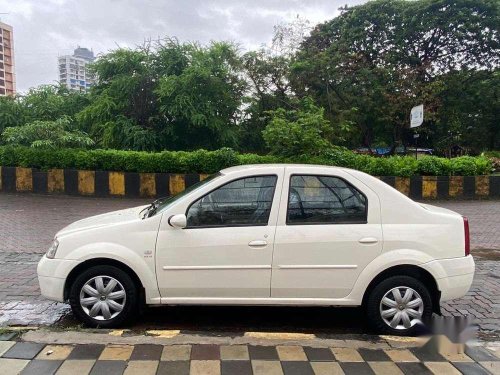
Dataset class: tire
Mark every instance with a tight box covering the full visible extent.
[366,275,433,336]
[69,265,138,328]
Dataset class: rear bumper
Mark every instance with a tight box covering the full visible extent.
[421,255,475,302]
[436,272,475,302]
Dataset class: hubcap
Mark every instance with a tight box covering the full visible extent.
[79,276,126,321]
[379,286,424,330]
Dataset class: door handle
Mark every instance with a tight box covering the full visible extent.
[358,237,378,244]
[248,240,268,248]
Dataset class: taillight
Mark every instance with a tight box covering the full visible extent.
[463,216,470,256]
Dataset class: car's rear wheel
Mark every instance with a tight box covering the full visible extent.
[366,275,433,336]
[69,265,138,328]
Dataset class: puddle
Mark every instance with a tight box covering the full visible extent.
[51,305,369,335]
[0,301,70,327]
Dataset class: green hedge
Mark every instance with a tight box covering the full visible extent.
[0,146,492,176]
[483,151,500,158]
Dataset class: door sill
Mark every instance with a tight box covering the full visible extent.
[158,297,359,306]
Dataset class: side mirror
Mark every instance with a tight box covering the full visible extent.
[168,214,187,229]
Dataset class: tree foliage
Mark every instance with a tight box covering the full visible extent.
[238,16,310,152]
[0,85,90,133]
[0,0,498,154]
[263,98,333,157]
[292,0,500,150]
[2,117,94,149]
[77,39,246,151]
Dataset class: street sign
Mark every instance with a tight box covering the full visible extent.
[410,104,424,128]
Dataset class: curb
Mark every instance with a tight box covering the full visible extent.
[20,328,425,349]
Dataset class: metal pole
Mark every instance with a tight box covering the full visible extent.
[415,133,418,159]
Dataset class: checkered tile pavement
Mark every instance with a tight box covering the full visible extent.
[0,341,499,375]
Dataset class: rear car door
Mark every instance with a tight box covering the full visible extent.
[271,167,383,299]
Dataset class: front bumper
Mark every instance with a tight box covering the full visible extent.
[38,275,66,302]
[421,255,475,302]
[37,255,79,302]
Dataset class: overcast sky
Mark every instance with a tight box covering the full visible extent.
[0,0,367,92]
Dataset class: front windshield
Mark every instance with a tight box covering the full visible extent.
[152,172,221,216]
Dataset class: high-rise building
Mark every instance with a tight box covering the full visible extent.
[58,47,95,92]
[0,21,16,96]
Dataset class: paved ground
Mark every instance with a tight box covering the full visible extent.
[0,194,499,340]
[1,334,500,375]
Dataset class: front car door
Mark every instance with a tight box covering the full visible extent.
[272,167,383,299]
[156,167,284,300]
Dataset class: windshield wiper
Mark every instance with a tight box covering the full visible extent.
[142,197,167,219]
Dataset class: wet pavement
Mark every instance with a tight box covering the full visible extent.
[0,193,499,340]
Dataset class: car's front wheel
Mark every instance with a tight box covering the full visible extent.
[69,265,138,328]
[366,275,433,336]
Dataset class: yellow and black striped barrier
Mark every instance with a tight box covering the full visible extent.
[0,166,499,199]
[378,175,498,199]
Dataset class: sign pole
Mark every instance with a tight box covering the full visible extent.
[415,133,418,160]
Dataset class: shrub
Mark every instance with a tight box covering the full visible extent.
[482,151,500,173]
[448,156,491,176]
[483,151,500,158]
[417,156,451,176]
[0,146,492,176]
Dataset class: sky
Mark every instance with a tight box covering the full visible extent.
[0,0,367,93]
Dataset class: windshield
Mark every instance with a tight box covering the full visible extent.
[151,172,221,216]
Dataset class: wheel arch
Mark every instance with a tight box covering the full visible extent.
[63,258,145,304]
[361,264,441,314]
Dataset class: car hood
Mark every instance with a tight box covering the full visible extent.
[56,205,149,237]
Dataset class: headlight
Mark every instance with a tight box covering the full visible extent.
[46,238,59,259]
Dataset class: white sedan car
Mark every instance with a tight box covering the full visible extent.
[38,164,475,335]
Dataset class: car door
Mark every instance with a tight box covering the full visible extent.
[156,168,284,299]
[271,167,383,299]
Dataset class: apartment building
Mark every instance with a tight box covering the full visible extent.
[58,47,95,91]
[0,21,15,96]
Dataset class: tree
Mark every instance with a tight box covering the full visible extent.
[77,39,246,151]
[432,70,500,152]
[239,16,311,152]
[76,46,161,150]
[156,41,246,150]
[0,95,26,132]
[0,85,89,137]
[2,117,94,149]
[23,85,90,122]
[262,98,333,157]
[292,0,500,150]
[240,50,293,152]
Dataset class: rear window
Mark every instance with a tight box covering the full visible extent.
[287,175,367,224]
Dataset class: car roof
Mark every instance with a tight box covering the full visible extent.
[220,164,351,175]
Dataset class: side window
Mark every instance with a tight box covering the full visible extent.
[187,175,277,228]
[287,175,367,224]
